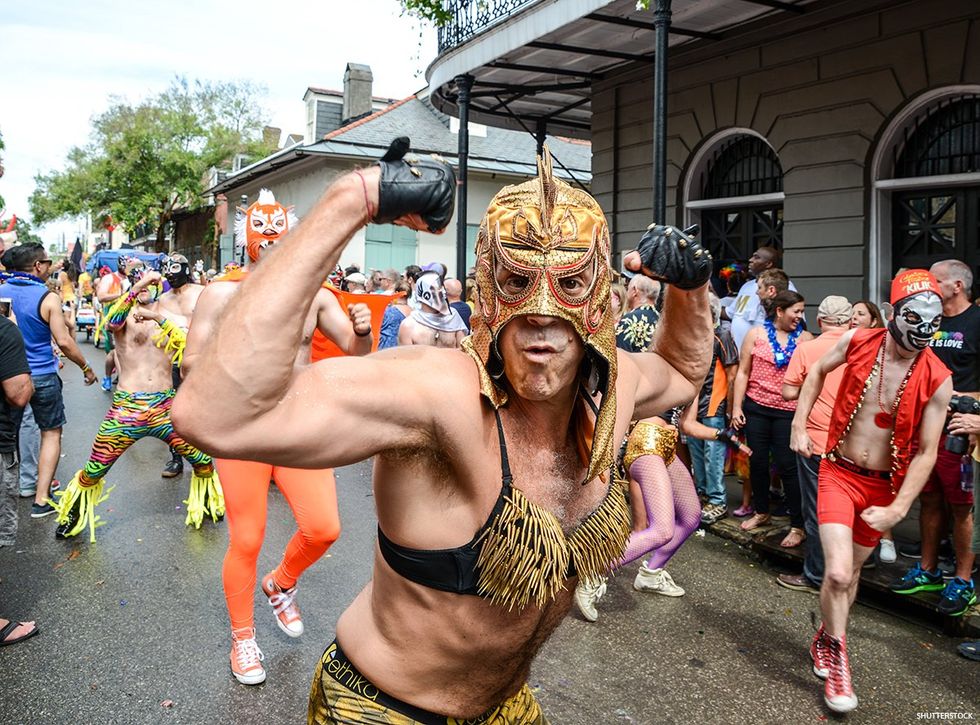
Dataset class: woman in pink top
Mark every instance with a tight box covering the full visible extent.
[732,291,813,542]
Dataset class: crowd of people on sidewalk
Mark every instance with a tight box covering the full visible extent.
[0,139,976,723]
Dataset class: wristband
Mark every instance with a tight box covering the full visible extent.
[353,169,377,222]
[81,362,92,374]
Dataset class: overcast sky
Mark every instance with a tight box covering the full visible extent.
[0,0,437,245]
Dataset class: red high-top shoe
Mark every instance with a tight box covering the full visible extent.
[810,623,830,679]
[823,634,858,713]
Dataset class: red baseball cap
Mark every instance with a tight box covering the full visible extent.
[890,269,941,305]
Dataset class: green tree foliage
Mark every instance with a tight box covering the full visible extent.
[0,217,43,245]
[30,78,276,251]
[400,0,452,25]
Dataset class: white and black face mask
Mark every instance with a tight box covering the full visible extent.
[888,292,942,351]
[164,256,191,288]
[414,271,449,315]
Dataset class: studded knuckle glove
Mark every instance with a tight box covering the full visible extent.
[716,427,741,449]
[374,137,457,233]
[632,224,712,290]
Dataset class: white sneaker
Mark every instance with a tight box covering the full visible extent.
[573,576,607,622]
[230,629,266,685]
[879,539,897,564]
[633,564,685,597]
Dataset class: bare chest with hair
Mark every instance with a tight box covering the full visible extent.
[503,429,603,529]
[118,315,168,363]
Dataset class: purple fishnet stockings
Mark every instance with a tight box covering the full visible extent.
[618,455,701,570]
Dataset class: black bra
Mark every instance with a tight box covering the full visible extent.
[376,409,577,595]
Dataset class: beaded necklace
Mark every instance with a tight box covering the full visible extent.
[764,318,801,368]
[872,337,920,430]
[5,271,48,285]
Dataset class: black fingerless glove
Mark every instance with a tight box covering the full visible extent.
[374,137,457,233]
[716,427,741,449]
[631,224,712,290]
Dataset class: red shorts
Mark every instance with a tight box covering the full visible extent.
[921,438,974,506]
[817,459,896,548]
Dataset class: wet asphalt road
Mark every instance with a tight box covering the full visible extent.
[0,344,976,725]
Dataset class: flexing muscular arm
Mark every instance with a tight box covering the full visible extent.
[174,160,455,466]
[620,226,714,419]
[790,329,854,458]
[619,285,712,420]
[180,281,236,377]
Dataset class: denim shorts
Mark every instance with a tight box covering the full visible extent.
[30,373,66,430]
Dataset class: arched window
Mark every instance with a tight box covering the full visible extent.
[703,136,783,199]
[688,134,784,280]
[889,95,980,291]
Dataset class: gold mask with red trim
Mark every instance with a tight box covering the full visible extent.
[461,148,617,483]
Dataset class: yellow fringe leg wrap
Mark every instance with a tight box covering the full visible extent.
[184,470,224,528]
[51,472,114,543]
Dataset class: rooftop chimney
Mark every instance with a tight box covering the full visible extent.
[262,126,282,148]
[342,63,373,124]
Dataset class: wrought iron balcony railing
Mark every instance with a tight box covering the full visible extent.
[437,0,539,53]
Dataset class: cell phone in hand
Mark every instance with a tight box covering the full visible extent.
[0,298,11,318]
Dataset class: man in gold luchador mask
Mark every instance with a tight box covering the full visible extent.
[174,137,714,724]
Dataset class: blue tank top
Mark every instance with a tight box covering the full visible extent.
[0,277,58,375]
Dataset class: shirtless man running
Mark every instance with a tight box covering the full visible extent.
[791,269,951,713]
[181,189,373,686]
[174,142,713,723]
[53,259,222,542]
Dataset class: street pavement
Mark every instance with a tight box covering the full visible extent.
[0,344,976,724]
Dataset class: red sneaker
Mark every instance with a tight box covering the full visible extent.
[810,623,830,679]
[823,634,858,713]
[261,572,303,638]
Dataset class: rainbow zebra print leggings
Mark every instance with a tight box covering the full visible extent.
[79,389,212,487]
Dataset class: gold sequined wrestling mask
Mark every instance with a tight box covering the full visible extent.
[461,148,618,484]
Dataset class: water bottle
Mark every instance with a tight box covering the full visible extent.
[960,455,974,493]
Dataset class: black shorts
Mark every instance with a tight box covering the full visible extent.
[30,374,66,430]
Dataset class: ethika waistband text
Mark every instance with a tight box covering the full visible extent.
[324,643,380,702]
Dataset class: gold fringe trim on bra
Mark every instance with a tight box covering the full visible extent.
[473,477,632,612]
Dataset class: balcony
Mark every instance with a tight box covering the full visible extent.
[427,0,814,139]
[437,0,539,54]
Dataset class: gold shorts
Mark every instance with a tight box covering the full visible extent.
[309,641,549,725]
[623,421,677,471]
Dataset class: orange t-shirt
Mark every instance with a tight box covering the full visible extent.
[782,327,848,455]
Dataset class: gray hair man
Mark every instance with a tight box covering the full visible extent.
[895,259,980,616]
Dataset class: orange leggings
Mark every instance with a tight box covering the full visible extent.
[216,459,341,631]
